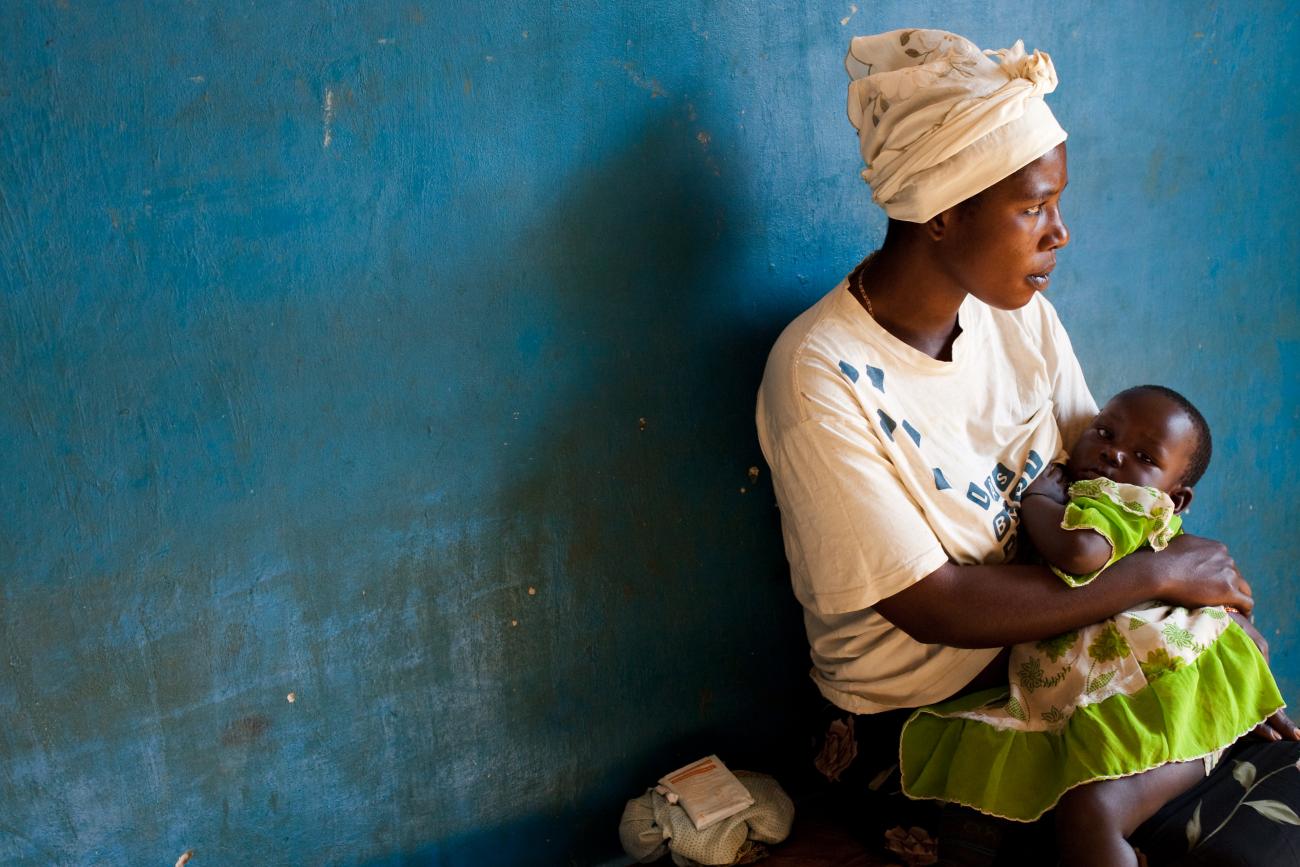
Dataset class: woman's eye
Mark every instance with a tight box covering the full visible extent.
[1025,204,1044,216]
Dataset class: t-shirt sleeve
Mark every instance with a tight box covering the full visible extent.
[766,410,950,616]
[1036,297,1097,449]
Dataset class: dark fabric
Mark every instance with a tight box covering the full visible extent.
[1130,738,1300,866]
[808,688,1300,866]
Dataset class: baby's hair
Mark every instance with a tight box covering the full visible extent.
[1114,385,1212,487]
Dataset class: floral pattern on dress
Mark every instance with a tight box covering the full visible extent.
[956,603,1232,733]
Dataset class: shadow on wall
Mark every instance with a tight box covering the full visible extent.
[396,115,809,865]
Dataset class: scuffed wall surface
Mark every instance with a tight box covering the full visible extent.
[0,1,1294,864]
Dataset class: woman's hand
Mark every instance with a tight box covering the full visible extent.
[1227,611,1300,742]
[1150,534,1254,615]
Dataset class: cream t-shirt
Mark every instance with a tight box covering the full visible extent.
[756,282,1097,713]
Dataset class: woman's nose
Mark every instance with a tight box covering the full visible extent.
[1044,204,1070,250]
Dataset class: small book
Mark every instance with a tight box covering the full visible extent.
[656,755,755,831]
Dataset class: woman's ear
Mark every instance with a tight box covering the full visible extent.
[926,208,953,241]
[1170,486,1194,514]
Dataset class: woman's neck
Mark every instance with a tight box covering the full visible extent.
[853,243,967,361]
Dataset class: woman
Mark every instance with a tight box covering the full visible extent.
[756,29,1300,865]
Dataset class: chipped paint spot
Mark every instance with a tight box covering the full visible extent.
[189,75,205,83]
[638,417,648,431]
[286,692,296,703]
[322,87,334,149]
[377,37,395,45]
[175,851,194,867]
[616,60,667,98]
[527,586,536,596]
[747,466,760,483]
[510,619,519,627]
[840,4,858,26]
[696,131,711,146]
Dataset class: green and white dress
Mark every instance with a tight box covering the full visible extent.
[899,478,1285,822]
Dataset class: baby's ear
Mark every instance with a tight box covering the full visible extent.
[1170,485,1194,514]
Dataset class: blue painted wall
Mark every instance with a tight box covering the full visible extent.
[1,2,1295,864]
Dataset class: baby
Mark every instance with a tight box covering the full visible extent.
[901,385,1291,867]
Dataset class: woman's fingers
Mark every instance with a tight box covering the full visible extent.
[1270,709,1300,741]
[1253,723,1280,741]
[1251,711,1300,742]
[1230,578,1254,617]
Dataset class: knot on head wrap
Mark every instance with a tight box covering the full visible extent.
[846,29,1067,223]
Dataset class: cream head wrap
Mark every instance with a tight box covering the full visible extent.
[846,29,1066,223]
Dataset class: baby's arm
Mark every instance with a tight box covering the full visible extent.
[1019,463,1113,576]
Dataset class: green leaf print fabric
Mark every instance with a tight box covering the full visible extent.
[900,625,1284,822]
[897,479,1283,823]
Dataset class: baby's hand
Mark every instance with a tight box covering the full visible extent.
[1024,462,1070,505]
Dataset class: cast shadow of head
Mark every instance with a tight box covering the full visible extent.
[405,116,810,866]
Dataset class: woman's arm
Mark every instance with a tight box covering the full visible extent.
[1018,463,1113,575]
[874,533,1252,648]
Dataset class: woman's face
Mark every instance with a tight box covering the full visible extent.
[938,143,1071,310]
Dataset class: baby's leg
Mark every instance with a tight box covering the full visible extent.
[1055,761,1204,867]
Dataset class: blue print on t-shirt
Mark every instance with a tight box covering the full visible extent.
[902,420,921,446]
[838,360,859,382]
[865,364,885,392]
[877,410,897,441]
[933,468,951,490]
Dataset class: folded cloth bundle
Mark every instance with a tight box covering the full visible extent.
[619,771,795,866]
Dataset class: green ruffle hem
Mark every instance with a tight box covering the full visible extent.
[899,623,1284,822]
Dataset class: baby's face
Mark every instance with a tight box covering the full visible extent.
[1066,391,1198,494]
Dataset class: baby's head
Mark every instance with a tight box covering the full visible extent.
[1065,385,1212,514]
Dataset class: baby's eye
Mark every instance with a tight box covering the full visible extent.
[1096,426,1112,439]
[1136,451,1155,464]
